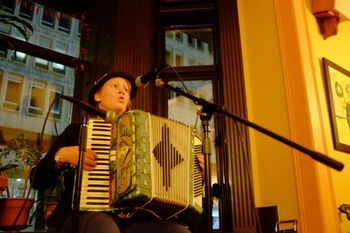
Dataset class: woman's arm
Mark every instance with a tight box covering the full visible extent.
[30,123,80,190]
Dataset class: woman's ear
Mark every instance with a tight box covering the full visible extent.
[94,92,101,105]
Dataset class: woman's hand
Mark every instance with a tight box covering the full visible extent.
[197,154,205,180]
[55,146,98,171]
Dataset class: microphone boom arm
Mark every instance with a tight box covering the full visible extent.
[155,80,344,171]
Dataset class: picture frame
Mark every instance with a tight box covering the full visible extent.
[322,57,350,153]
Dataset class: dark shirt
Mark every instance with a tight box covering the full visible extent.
[30,123,81,223]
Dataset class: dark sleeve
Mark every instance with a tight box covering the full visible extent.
[30,123,80,190]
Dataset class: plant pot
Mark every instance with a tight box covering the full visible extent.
[0,197,34,232]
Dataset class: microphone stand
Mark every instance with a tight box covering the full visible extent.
[154,79,344,233]
[71,113,89,233]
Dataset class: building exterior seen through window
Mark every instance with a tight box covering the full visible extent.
[165,29,214,66]
[0,0,81,209]
[165,28,219,229]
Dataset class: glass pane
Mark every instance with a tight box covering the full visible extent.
[165,28,214,67]
[0,2,81,230]
[28,80,46,115]
[0,0,15,14]
[18,1,33,20]
[58,14,71,33]
[34,57,49,69]
[41,7,55,28]
[167,80,219,228]
[1,2,81,58]
[11,51,27,63]
[49,85,64,118]
[3,74,23,110]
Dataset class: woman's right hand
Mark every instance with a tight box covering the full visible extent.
[55,146,98,170]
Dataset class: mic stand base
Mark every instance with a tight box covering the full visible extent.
[71,114,88,233]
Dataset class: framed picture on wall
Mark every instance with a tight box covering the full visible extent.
[322,57,350,153]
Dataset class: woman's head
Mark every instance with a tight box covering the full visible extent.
[89,71,137,116]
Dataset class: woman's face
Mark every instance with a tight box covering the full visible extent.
[94,77,131,116]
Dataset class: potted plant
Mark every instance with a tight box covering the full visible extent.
[0,134,42,231]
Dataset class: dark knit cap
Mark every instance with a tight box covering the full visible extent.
[88,71,138,105]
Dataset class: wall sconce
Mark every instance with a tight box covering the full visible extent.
[312,0,350,39]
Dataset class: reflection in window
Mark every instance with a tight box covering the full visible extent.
[175,31,183,42]
[11,51,26,63]
[0,0,15,14]
[49,85,63,118]
[0,49,7,58]
[188,35,195,48]
[52,63,65,74]
[3,74,23,110]
[175,49,183,66]
[34,37,52,69]
[165,46,173,65]
[18,1,33,20]
[35,58,49,69]
[28,80,46,115]
[168,80,213,132]
[165,28,214,67]
[53,42,68,74]
[188,54,196,66]
[41,7,55,28]
[58,14,71,33]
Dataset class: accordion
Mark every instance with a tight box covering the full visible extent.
[78,109,203,220]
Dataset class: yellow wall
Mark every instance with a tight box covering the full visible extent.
[237,0,299,223]
[238,0,350,232]
[304,0,350,232]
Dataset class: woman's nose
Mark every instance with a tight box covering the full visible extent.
[116,87,125,94]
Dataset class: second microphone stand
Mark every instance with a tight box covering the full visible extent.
[154,78,344,233]
[72,114,89,233]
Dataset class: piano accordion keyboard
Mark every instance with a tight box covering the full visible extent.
[79,118,112,210]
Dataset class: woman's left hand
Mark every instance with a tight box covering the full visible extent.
[197,154,205,180]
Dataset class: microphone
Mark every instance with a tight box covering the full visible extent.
[135,64,170,88]
[59,94,118,123]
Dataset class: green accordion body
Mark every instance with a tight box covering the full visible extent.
[78,109,203,221]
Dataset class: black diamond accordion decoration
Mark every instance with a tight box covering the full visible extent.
[153,123,184,191]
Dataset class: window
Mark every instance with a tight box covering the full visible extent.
[58,13,71,33]
[187,34,195,48]
[49,85,63,118]
[187,54,196,66]
[0,49,7,58]
[165,28,214,67]
[41,7,55,28]
[175,49,183,66]
[158,2,219,229]
[0,0,15,14]
[168,80,215,150]
[10,33,28,63]
[3,73,24,111]
[34,37,52,69]
[28,80,46,115]
[52,42,68,74]
[18,1,33,20]
[175,31,183,42]
[11,51,26,63]
[165,46,174,65]
[0,2,81,221]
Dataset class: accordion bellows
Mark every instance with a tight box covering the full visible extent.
[78,109,203,221]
